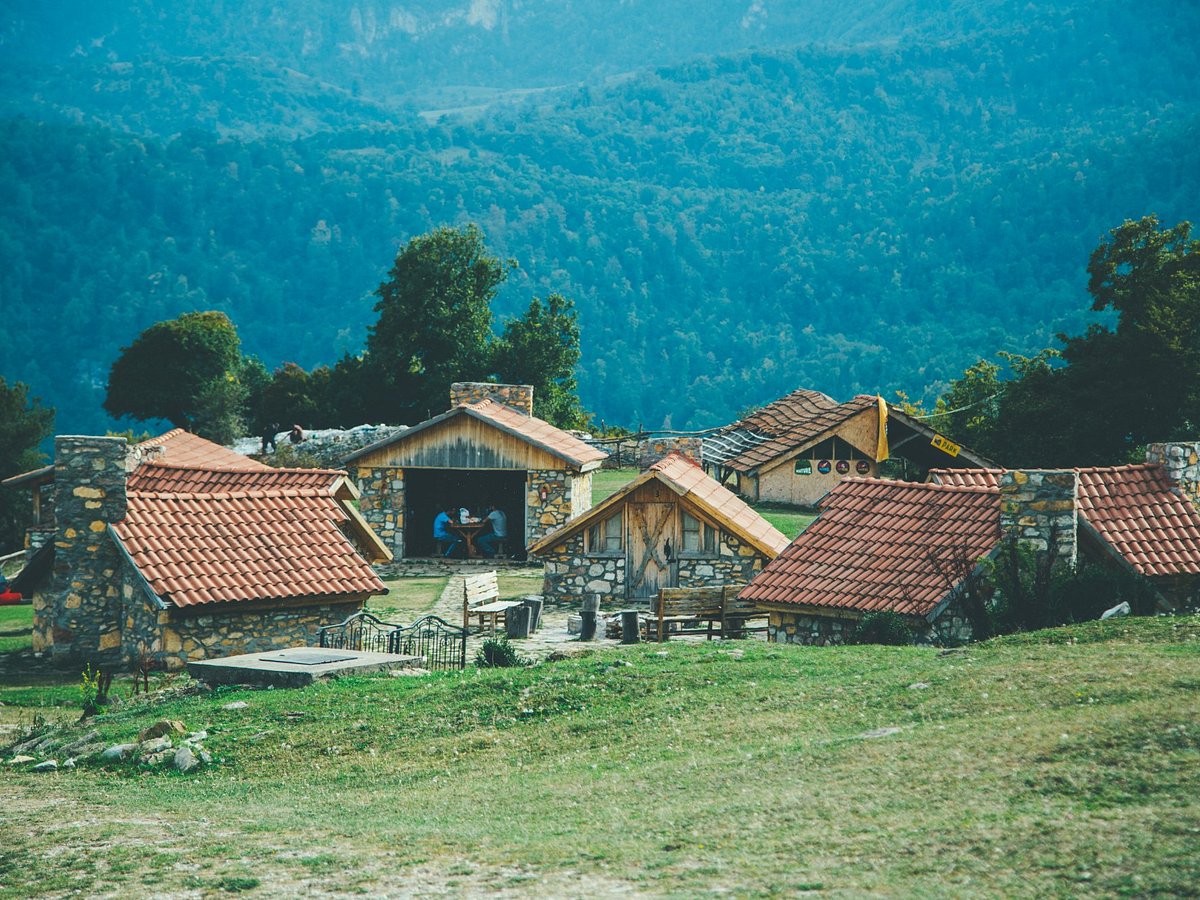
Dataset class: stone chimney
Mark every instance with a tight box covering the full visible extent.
[450,382,534,416]
[37,436,130,664]
[998,470,1078,569]
[1145,442,1200,509]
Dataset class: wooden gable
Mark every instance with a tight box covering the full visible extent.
[351,413,571,471]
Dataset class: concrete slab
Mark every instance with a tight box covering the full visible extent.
[187,647,424,688]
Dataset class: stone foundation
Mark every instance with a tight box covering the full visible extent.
[768,597,973,647]
[540,522,769,607]
[120,577,364,671]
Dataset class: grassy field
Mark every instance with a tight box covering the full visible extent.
[2,616,1197,896]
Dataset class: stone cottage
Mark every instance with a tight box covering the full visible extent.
[343,383,606,559]
[703,388,993,507]
[528,452,789,607]
[930,442,1200,611]
[4,429,390,670]
[743,441,1200,646]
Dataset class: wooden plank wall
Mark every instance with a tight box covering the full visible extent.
[353,416,568,471]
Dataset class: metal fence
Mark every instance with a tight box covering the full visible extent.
[317,611,467,671]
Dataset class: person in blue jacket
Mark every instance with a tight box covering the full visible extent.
[433,506,462,558]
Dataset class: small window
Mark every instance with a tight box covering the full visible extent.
[588,512,622,554]
[681,511,716,554]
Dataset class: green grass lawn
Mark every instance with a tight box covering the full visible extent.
[2,616,1198,896]
[0,603,32,654]
[592,467,639,503]
[755,506,815,540]
[371,576,448,622]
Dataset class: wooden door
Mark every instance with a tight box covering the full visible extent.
[626,502,676,600]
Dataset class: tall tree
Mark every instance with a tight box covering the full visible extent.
[366,225,513,422]
[937,216,1200,466]
[492,293,589,429]
[104,311,247,443]
[0,378,55,553]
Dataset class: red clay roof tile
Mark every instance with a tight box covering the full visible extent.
[108,432,385,609]
[740,478,1000,617]
[930,465,1200,578]
[718,391,878,473]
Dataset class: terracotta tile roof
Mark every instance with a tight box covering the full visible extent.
[528,451,789,557]
[716,391,878,473]
[344,399,607,469]
[1077,465,1200,577]
[112,484,385,609]
[739,479,1000,618]
[928,469,1001,490]
[930,465,1200,577]
[648,453,791,556]
[137,428,268,471]
[128,464,344,494]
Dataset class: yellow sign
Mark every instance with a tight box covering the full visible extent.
[931,434,961,457]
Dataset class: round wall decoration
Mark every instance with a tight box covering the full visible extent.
[817,460,832,474]
[856,460,870,474]
[836,460,850,474]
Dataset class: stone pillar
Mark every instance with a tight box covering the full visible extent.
[42,436,129,665]
[1146,442,1200,509]
[449,382,534,416]
[527,469,572,548]
[998,470,1078,569]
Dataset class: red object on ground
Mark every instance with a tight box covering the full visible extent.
[0,591,24,605]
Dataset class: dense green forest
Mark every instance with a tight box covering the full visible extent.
[0,1,1198,435]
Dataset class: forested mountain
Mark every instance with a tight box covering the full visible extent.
[1,1,1198,433]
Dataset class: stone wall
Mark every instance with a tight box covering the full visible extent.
[767,596,973,647]
[36,436,130,665]
[351,465,405,559]
[527,470,579,548]
[1146,442,1200,509]
[120,581,363,670]
[540,530,626,608]
[450,382,534,416]
[999,469,1078,569]
[637,438,703,469]
[539,519,769,607]
[675,528,769,589]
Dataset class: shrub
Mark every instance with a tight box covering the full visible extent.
[851,612,914,646]
[79,663,112,717]
[474,635,529,668]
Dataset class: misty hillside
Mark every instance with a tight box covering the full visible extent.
[0,1,1198,433]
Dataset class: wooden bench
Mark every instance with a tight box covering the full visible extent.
[462,571,522,634]
[652,587,725,642]
[719,585,768,638]
[650,585,768,642]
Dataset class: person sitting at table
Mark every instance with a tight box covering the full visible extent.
[476,503,508,558]
[433,506,463,558]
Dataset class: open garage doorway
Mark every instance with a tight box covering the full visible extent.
[404,468,528,558]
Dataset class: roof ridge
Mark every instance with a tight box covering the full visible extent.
[838,477,998,495]
[139,461,344,476]
[129,487,333,500]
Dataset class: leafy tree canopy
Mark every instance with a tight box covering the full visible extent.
[935,216,1200,466]
[104,311,246,443]
[0,378,55,552]
[492,293,588,429]
[365,224,514,422]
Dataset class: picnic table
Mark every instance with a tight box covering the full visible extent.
[450,520,488,559]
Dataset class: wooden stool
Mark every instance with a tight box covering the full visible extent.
[493,539,507,560]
